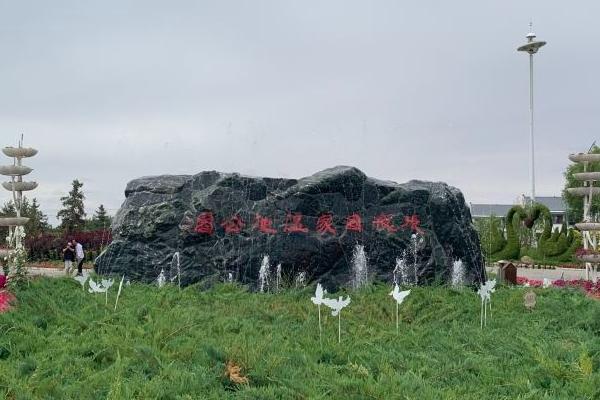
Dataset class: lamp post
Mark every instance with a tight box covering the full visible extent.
[517,24,546,204]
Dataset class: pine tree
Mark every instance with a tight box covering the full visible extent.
[57,179,86,233]
[27,198,50,237]
[0,201,16,239]
[92,204,111,229]
[0,197,50,238]
[0,201,16,215]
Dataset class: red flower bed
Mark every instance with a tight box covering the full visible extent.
[575,248,599,257]
[517,277,543,287]
[518,276,600,298]
[0,291,14,313]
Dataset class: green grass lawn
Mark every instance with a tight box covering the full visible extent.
[1,278,600,399]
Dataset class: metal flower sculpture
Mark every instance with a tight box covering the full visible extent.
[389,285,411,332]
[101,278,114,305]
[310,283,327,342]
[477,279,496,328]
[114,276,125,311]
[88,277,114,306]
[322,295,351,343]
[88,278,108,294]
[74,274,87,290]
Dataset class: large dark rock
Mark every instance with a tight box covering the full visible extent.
[95,166,485,288]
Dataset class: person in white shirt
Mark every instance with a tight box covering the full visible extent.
[74,240,85,276]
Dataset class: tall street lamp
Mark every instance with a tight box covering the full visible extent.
[517,23,546,204]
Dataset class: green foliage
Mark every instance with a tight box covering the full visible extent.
[0,197,50,239]
[563,145,600,222]
[490,203,580,264]
[4,226,28,285]
[555,231,583,263]
[0,279,600,398]
[26,198,50,237]
[491,205,526,261]
[531,205,572,259]
[56,180,86,234]
[539,228,575,259]
[84,204,113,231]
[94,204,111,227]
[524,205,578,263]
[474,215,505,259]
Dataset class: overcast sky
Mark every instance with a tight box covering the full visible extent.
[0,1,598,225]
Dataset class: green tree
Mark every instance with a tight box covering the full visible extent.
[563,145,600,223]
[24,197,50,237]
[0,197,50,239]
[57,179,86,233]
[94,204,111,227]
[0,200,16,215]
[0,201,16,240]
[85,204,112,230]
[473,215,506,261]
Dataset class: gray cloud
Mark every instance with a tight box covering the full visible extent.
[0,1,598,225]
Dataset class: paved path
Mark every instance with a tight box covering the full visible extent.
[28,267,93,278]
[487,266,590,281]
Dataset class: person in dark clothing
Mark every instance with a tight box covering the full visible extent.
[62,241,75,276]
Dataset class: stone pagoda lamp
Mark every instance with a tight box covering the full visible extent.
[0,139,38,275]
[567,152,600,279]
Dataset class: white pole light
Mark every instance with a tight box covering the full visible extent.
[517,23,546,204]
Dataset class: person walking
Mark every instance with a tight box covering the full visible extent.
[62,241,75,276]
[74,239,85,276]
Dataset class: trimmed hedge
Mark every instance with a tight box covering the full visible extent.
[489,202,580,264]
[491,205,526,261]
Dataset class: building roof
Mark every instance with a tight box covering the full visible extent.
[522,196,566,213]
[470,204,513,218]
[470,196,566,218]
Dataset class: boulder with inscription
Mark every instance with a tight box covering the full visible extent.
[95,166,485,289]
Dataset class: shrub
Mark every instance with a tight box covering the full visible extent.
[25,230,112,261]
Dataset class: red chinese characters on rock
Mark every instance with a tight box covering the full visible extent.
[194,211,215,235]
[316,213,336,235]
[345,213,363,232]
[372,213,398,233]
[221,215,245,234]
[192,211,423,236]
[401,214,424,234]
[254,214,277,234]
[283,212,309,233]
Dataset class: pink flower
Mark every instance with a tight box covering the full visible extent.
[528,279,543,287]
[518,276,600,298]
[0,291,14,313]
[576,248,597,257]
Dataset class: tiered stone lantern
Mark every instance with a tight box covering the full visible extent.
[567,152,600,280]
[0,138,38,277]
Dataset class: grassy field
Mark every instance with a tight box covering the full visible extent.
[0,278,599,399]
